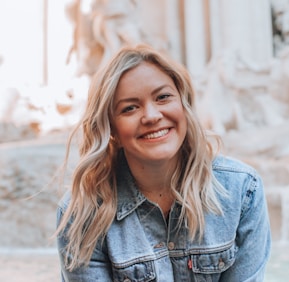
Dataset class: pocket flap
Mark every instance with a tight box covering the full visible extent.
[191,244,236,274]
[112,260,156,282]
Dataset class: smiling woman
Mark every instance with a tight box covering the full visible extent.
[55,44,271,282]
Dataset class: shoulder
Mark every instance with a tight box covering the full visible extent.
[57,190,71,214]
[212,154,262,197]
[56,190,74,229]
[212,155,257,177]
[212,155,265,214]
[212,155,260,189]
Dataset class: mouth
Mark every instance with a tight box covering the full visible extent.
[141,128,170,139]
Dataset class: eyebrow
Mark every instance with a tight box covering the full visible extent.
[114,84,173,109]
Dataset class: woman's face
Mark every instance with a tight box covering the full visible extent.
[112,62,187,167]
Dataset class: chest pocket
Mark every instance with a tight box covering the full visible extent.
[112,260,156,282]
[189,243,237,281]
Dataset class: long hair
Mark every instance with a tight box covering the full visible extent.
[56,44,225,271]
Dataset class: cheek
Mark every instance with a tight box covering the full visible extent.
[175,107,188,135]
[172,104,187,123]
[114,119,136,144]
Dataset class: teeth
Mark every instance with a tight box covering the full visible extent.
[143,129,169,139]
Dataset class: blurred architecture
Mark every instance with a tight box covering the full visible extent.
[1,0,289,133]
[0,0,289,247]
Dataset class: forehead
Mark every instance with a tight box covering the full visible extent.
[115,62,174,93]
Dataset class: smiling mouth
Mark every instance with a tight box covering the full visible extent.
[142,129,169,139]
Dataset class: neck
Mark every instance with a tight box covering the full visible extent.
[126,157,177,217]
[134,170,174,219]
[129,160,175,194]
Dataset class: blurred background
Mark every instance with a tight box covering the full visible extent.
[0,0,288,281]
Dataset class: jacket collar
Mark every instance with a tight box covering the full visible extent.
[115,152,146,221]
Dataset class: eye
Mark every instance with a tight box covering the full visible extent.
[157,93,171,101]
[121,105,138,113]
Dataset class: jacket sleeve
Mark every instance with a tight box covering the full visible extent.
[56,196,113,282]
[220,173,271,282]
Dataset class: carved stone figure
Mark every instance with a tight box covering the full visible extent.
[66,0,142,76]
[271,0,289,55]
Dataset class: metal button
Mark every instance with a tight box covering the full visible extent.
[219,260,225,269]
[154,242,164,248]
[168,241,175,250]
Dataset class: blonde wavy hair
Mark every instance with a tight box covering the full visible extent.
[56,44,225,271]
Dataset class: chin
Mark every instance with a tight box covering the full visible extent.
[145,151,179,163]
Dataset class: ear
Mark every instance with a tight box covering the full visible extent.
[110,133,122,148]
[110,121,122,147]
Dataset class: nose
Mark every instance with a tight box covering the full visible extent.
[141,103,163,124]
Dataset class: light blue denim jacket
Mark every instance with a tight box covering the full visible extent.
[57,155,271,281]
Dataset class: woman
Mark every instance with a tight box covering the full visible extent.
[56,44,271,281]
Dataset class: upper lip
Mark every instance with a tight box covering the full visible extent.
[138,127,171,138]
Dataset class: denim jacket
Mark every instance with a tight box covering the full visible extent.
[57,155,271,281]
